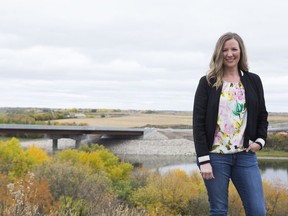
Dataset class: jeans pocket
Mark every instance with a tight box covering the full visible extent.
[247,150,256,154]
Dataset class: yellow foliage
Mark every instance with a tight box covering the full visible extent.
[131,169,288,215]
[0,138,50,178]
[160,169,195,202]
[0,138,22,161]
[78,151,105,171]
[55,146,133,182]
[0,138,29,177]
[56,149,80,163]
[26,144,50,165]
[131,169,204,215]
[263,181,288,215]
[227,180,288,215]
[108,162,133,181]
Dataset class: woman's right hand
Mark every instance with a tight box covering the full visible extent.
[200,163,215,180]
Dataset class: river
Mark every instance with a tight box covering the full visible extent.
[118,154,288,186]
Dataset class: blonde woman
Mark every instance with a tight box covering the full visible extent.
[193,32,268,216]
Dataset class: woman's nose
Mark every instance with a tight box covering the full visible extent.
[227,50,233,56]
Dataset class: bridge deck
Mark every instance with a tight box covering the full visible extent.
[0,124,144,136]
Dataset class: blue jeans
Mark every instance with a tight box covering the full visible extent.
[203,151,266,216]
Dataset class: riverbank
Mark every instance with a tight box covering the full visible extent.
[257,151,288,158]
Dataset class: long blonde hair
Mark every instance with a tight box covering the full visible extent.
[207,32,249,88]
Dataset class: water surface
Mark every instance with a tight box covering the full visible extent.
[119,154,288,186]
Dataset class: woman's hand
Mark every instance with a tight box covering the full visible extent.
[200,163,215,180]
[246,142,261,153]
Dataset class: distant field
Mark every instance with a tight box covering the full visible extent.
[268,114,288,128]
[54,112,288,128]
[268,114,288,122]
[55,112,193,128]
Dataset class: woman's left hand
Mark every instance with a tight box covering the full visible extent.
[246,143,261,153]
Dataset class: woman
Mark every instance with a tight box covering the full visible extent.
[193,32,268,216]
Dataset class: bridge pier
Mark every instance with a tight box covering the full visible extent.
[47,134,86,152]
[52,138,58,152]
[75,137,82,149]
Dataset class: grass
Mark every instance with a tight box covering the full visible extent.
[257,150,288,158]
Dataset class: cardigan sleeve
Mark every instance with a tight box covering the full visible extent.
[254,74,269,146]
[193,76,211,163]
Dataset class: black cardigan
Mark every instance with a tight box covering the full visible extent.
[193,71,268,161]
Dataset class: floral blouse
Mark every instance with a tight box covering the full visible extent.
[211,81,247,154]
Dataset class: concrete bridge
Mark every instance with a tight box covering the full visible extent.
[0,124,145,152]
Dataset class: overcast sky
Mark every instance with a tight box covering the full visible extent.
[0,0,287,112]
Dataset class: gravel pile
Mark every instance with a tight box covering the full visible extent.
[97,129,194,155]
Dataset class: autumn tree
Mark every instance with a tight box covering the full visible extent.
[35,160,118,215]
[0,138,50,178]
[55,144,133,182]
[131,169,209,215]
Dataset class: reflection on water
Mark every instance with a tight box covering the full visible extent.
[118,154,196,170]
[118,154,288,186]
[261,168,288,185]
[157,163,199,175]
[258,158,288,186]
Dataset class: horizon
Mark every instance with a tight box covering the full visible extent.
[1,106,287,114]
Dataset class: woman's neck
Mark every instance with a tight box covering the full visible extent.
[223,69,240,83]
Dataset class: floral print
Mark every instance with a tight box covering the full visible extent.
[211,81,247,154]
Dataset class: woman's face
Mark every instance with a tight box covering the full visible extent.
[222,38,241,70]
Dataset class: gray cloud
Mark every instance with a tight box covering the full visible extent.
[0,0,288,111]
